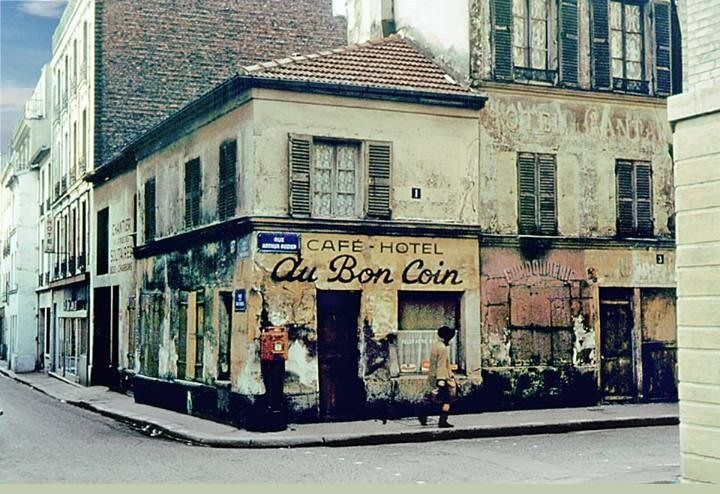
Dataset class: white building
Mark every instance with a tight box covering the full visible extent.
[0,66,51,372]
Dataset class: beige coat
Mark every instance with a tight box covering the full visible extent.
[426,337,456,397]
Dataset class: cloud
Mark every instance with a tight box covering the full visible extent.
[0,84,34,111]
[17,0,67,19]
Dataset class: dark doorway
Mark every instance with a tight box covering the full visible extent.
[600,288,637,401]
[218,291,232,381]
[316,290,364,420]
[93,286,118,387]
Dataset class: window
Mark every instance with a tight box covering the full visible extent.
[186,290,205,380]
[96,207,109,275]
[288,135,391,219]
[218,291,233,380]
[517,152,557,235]
[397,291,461,374]
[144,178,156,241]
[616,160,653,237]
[217,140,237,221]
[610,0,646,92]
[512,0,552,79]
[184,158,201,228]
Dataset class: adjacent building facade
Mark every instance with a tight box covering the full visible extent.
[347,0,680,407]
[0,67,51,372]
[669,0,720,484]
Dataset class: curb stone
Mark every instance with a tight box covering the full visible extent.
[0,367,679,449]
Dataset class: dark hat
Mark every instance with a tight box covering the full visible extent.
[437,325,456,340]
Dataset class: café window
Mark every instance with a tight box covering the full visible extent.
[397,291,461,374]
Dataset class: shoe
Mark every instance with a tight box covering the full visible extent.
[438,421,454,428]
[418,415,428,426]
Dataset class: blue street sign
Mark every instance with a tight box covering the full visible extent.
[257,232,301,253]
[234,289,247,312]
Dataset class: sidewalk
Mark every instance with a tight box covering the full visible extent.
[0,365,679,449]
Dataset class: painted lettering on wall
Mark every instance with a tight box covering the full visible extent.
[109,217,134,274]
[271,254,462,286]
[503,260,575,283]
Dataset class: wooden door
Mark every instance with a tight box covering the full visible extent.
[316,291,363,420]
[600,289,637,400]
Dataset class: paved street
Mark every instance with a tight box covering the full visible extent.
[0,375,680,483]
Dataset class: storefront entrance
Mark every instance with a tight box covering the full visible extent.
[600,288,637,401]
[316,290,364,420]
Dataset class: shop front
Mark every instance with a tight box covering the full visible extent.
[480,241,677,409]
[248,231,482,420]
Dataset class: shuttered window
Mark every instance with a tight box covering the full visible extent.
[653,0,672,95]
[217,140,237,221]
[559,0,579,85]
[493,0,514,80]
[609,0,647,93]
[144,177,156,242]
[517,152,557,235]
[184,158,201,228]
[591,0,611,89]
[616,160,653,237]
[288,135,391,220]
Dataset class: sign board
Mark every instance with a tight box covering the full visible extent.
[44,217,54,253]
[234,289,247,312]
[257,232,301,253]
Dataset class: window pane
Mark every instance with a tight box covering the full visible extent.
[626,33,643,63]
[625,4,641,33]
[313,143,334,216]
[398,292,460,373]
[612,58,624,78]
[610,1,622,30]
[626,61,642,80]
[530,0,546,19]
[513,0,527,65]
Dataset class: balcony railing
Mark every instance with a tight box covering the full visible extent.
[69,167,77,185]
[38,273,44,286]
[54,265,59,280]
[39,203,44,216]
[46,198,51,211]
[612,78,649,94]
[54,182,60,200]
[68,257,76,275]
[77,254,86,273]
[45,272,50,285]
[61,176,67,193]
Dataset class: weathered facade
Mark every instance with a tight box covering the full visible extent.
[348,0,680,406]
[92,37,488,423]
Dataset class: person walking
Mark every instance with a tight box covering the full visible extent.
[419,325,457,428]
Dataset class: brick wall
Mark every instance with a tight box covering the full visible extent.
[95,0,346,166]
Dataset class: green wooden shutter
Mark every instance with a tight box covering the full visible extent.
[616,160,635,236]
[218,140,237,220]
[537,154,557,234]
[493,0,513,80]
[288,134,312,216]
[591,0,611,89]
[517,153,538,234]
[144,178,156,242]
[654,1,672,95]
[366,141,392,219]
[635,163,653,237]
[184,158,201,227]
[560,0,579,86]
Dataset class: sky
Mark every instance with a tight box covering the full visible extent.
[0,0,66,156]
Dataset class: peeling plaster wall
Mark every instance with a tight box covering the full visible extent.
[251,90,480,224]
[92,169,139,374]
[479,88,674,237]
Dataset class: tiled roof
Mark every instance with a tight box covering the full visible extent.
[242,35,473,96]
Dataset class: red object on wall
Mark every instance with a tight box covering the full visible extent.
[261,327,289,361]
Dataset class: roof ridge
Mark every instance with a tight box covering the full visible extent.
[242,34,405,74]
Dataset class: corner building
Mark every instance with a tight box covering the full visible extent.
[92,37,487,423]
